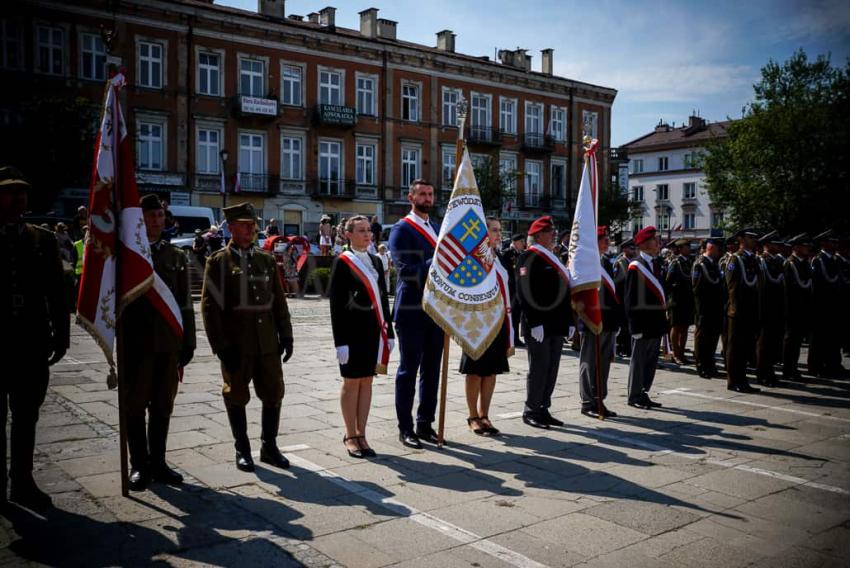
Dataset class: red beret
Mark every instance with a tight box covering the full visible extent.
[597,225,608,238]
[528,215,554,236]
[634,226,657,245]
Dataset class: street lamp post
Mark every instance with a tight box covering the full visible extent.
[219,148,229,211]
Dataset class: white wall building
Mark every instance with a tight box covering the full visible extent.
[622,115,732,241]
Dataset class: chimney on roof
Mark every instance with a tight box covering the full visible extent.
[655,119,670,133]
[377,18,397,40]
[258,0,285,19]
[319,6,335,27]
[436,29,456,53]
[359,8,379,38]
[307,12,320,23]
[541,48,553,75]
[687,114,706,130]
[498,48,531,71]
[287,14,303,21]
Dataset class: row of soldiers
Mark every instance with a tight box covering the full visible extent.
[610,228,850,391]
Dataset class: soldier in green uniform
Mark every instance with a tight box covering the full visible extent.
[755,231,785,387]
[808,230,845,378]
[725,229,761,393]
[122,195,196,491]
[691,238,725,378]
[202,203,294,472]
[0,166,69,508]
[783,234,813,381]
[665,238,695,365]
[718,235,737,360]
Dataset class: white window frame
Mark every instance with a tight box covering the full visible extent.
[319,138,344,195]
[683,212,696,230]
[196,48,223,97]
[499,97,517,135]
[582,110,598,139]
[499,153,518,196]
[712,211,724,229]
[525,102,543,136]
[196,124,223,174]
[356,141,377,186]
[632,185,644,201]
[632,217,644,233]
[1,19,23,70]
[280,132,304,181]
[470,91,492,135]
[401,81,420,123]
[550,158,567,200]
[318,66,345,106]
[136,116,167,171]
[683,182,696,199]
[239,56,265,97]
[137,38,165,88]
[281,61,306,107]
[356,72,378,116]
[525,160,543,207]
[442,87,461,127]
[632,158,644,174]
[35,24,65,76]
[658,211,671,231]
[79,31,106,81]
[442,145,456,190]
[550,105,566,142]
[658,156,669,171]
[238,130,266,193]
[657,184,669,200]
[401,145,421,188]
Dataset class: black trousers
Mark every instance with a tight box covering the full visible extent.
[757,321,784,381]
[783,325,808,378]
[727,318,757,387]
[1,359,50,493]
[694,324,721,374]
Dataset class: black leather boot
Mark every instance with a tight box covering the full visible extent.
[226,406,254,472]
[9,413,53,507]
[148,414,183,484]
[260,405,290,469]
[126,414,150,491]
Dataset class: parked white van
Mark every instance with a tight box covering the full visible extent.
[167,205,216,250]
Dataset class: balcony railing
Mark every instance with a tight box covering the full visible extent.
[355,184,379,199]
[521,133,554,152]
[550,196,567,210]
[522,193,542,209]
[313,178,356,198]
[468,125,501,145]
[383,186,409,202]
[682,195,698,206]
[238,173,277,195]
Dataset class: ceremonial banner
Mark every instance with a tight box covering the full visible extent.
[423,148,505,359]
[76,73,183,367]
[567,139,603,334]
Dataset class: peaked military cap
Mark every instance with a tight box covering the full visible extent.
[511,232,526,242]
[757,230,778,245]
[223,202,257,224]
[619,238,635,248]
[140,194,163,211]
[732,227,759,239]
[0,166,31,191]
[787,233,813,246]
[813,229,839,243]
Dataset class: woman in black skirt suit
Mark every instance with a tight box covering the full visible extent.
[329,215,394,458]
[460,217,514,436]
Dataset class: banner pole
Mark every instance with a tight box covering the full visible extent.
[594,332,605,420]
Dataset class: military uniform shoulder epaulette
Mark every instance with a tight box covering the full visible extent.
[255,248,274,259]
[208,248,229,261]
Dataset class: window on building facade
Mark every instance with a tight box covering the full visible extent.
[240,58,264,97]
[525,102,543,136]
[356,75,376,116]
[657,184,669,200]
[470,93,491,139]
[80,33,106,81]
[499,97,517,134]
[402,83,419,122]
[683,182,696,199]
[239,133,265,191]
[550,106,566,142]
[138,40,163,88]
[525,160,542,206]
[442,87,460,127]
[319,140,342,194]
[319,70,342,105]
[281,135,303,180]
[0,20,22,69]
[499,155,517,196]
[658,156,669,171]
[196,127,220,174]
[632,216,644,233]
[137,121,164,171]
[632,185,644,201]
[683,151,700,168]
[551,161,566,199]
[712,211,724,228]
[198,52,220,96]
[401,146,420,188]
[633,158,644,174]
[442,148,456,189]
[356,142,376,186]
[658,211,671,231]
[37,25,64,75]
[683,212,695,229]
[582,110,598,139]
[282,65,302,106]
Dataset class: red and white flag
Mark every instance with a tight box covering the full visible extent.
[234,172,242,194]
[76,73,183,368]
[567,139,603,334]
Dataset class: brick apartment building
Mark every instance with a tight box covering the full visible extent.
[1,0,616,236]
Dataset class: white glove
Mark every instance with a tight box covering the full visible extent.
[530,325,545,343]
[388,339,395,353]
[568,326,576,339]
[632,333,643,340]
[336,345,349,365]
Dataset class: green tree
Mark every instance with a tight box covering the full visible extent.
[598,179,630,234]
[473,157,516,214]
[704,50,850,234]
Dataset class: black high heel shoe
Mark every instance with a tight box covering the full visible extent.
[344,435,365,458]
[358,437,377,458]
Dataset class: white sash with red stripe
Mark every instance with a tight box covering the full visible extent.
[600,267,619,304]
[528,245,570,285]
[493,257,514,352]
[628,259,666,306]
[339,251,391,375]
[401,213,437,248]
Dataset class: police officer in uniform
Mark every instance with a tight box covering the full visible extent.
[809,230,845,378]
[692,238,725,378]
[202,203,294,472]
[613,238,636,358]
[0,166,69,508]
[123,195,196,490]
[665,238,695,365]
[755,231,785,387]
[783,234,813,381]
[725,229,761,393]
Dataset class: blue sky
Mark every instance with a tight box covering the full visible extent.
[219,0,850,145]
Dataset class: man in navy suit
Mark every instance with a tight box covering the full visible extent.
[388,179,444,449]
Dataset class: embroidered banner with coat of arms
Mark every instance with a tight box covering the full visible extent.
[422,148,505,359]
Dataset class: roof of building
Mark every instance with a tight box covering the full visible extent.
[623,118,733,151]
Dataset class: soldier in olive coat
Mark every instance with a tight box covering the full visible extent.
[0,166,69,508]
[665,238,695,364]
[783,234,814,381]
[202,203,294,472]
[122,194,196,491]
[692,238,725,378]
[808,230,845,378]
[755,231,785,387]
[725,229,761,393]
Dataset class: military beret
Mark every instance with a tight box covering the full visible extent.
[597,225,608,238]
[813,229,839,243]
[223,202,257,224]
[139,194,163,211]
[0,166,31,191]
[634,226,657,246]
[511,233,526,242]
[787,233,813,246]
[528,215,554,236]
